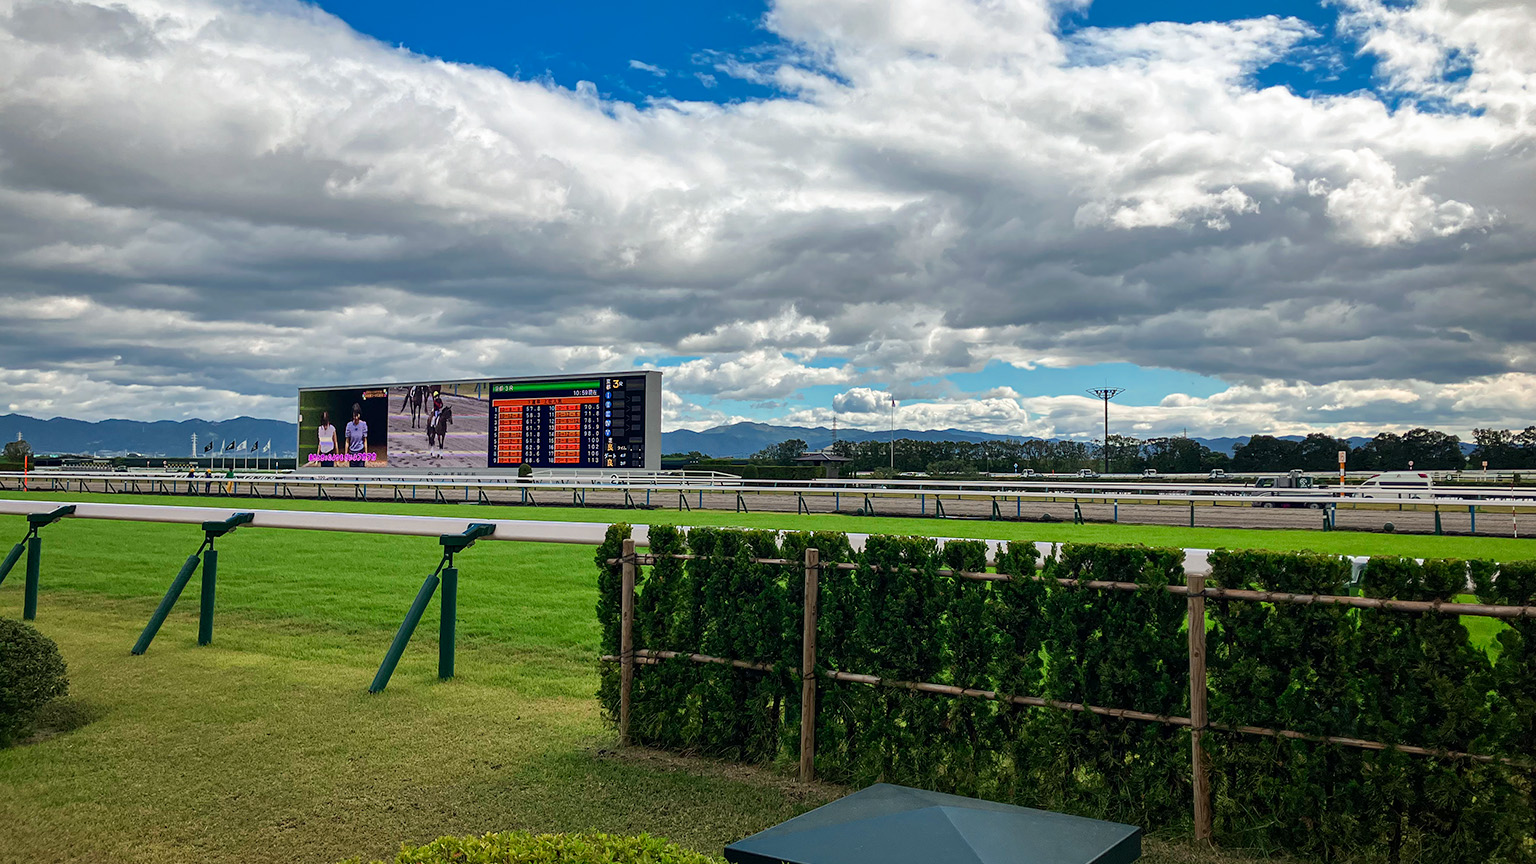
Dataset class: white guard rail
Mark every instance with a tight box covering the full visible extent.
[3,471,1535,507]
[0,499,1386,580]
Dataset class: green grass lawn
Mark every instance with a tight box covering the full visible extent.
[1,491,1522,863]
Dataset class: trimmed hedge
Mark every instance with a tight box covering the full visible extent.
[599,527,1536,862]
[339,831,720,864]
[599,526,1192,827]
[1206,551,1536,862]
[0,617,69,747]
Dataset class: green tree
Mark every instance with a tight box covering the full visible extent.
[1470,427,1536,469]
[1098,434,1146,473]
[2,439,30,463]
[1354,428,1464,471]
[1231,435,1302,471]
[1399,427,1465,470]
[1296,433,1351,472]
[1143,437,1224,473]
[926,458,977,477]
[750,439,807,464]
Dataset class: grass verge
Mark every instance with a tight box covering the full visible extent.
[0,491,1519,863]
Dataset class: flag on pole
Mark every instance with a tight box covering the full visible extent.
[225,440,237,451]
[249,440,259,452]
[203,441,214,453]
[262,441,271,453]
[238,440,248,451]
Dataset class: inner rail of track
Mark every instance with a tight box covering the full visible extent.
[0,498,1382,579]
[3,470,1534,512]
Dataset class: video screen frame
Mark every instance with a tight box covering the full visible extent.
[296,371,661,472]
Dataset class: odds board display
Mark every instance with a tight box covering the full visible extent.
[296,371,661,471]
[488,375,652,469]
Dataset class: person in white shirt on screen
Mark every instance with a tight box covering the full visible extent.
[345,404,369,466]
[316,411,338,468]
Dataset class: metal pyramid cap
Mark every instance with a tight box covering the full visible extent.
[724,784,1141,864]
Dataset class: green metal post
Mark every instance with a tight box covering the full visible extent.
[0,541,23,588]
[439,566,457,680]
[22,536,40,620]
[1189,504,1195,528]
[133,553,202,654]
[1434,509,1443,536]
[198,548,218,646]
[370,571,440,693]
[1470,505,1476,535]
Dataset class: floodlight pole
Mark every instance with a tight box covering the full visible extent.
[1088,388,1124,474]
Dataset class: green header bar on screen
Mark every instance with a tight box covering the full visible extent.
[493,380,601,393]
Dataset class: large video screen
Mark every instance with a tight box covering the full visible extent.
[297,371,661,471]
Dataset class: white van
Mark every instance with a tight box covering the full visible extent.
[1350,471,1434,499]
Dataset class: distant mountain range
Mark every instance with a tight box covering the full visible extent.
[662,422,1042,458]
[0,414,1472,460]
[0,414,296,458]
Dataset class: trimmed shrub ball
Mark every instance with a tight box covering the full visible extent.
[0,617,69,747]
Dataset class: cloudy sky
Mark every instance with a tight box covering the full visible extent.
[0,0,1532,441]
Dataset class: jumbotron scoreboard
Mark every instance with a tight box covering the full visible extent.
[487,374,655,469]
[295,370,662,472]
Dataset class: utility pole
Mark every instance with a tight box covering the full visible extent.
[889,397,896,470]
[191,433,197,459]
[1087,388,1124,474]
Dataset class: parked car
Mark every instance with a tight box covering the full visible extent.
[1249,474,1326,508]
[1347,471,1435,499]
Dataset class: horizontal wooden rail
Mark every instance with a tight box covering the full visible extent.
[616,552,1536,619]
[599,651,1526,766]
[1203,721,1521,765]
[601,651,1190,726]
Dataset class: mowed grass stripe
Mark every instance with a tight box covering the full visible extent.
[0,605,825,864]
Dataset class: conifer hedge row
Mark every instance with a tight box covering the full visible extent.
[595,525,1536,863]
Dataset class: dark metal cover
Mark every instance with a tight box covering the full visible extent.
[725,783,1141,864]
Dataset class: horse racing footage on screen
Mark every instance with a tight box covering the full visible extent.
[296,371,662,472]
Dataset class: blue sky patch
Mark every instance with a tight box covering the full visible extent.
[314,0,790,105]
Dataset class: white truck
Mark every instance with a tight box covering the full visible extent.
[1347,471,1435,499]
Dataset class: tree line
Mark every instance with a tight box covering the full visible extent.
[734,426,1536,474]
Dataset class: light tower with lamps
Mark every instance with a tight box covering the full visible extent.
[1087,388,1124,475]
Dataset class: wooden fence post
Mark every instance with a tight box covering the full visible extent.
[799,547,820,782]
[1187,570,1212,842]
[620,538,636,747]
